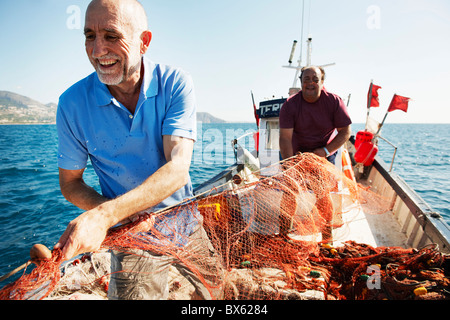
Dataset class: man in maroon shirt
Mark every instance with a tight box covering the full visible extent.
[278,66,352,241]
[279,66,352,164]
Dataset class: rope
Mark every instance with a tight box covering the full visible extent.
[0,261,31,283]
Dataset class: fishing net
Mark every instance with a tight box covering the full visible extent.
[1,153,449,300]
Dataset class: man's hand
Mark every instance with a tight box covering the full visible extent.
[313,147,328,158]
[54,205,111,260]
[279,128,294,160]
[313,125,352,159]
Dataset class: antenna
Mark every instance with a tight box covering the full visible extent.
[288,40,297,65]
[299,0,305,65]
[306,36,312,67]
[282,0,335,93]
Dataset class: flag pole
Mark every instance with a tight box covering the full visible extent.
[251,90,259,127]
[365,80,373,131]
[375,93,395,136]
[375,111,389,136]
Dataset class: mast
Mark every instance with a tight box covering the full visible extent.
[283,0,334,95]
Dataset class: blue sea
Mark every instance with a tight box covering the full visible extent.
[1,123,449,285]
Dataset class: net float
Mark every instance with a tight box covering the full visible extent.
[30,244,52,261]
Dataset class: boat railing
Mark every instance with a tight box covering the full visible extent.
[231,130,257,162]
[371,154,450,253]
[231,131,255,147]
[375,134,398,172]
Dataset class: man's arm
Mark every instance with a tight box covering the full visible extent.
[279,128,294,160]
[59,168,109,211]
[55,135,194,260]
[313,125,351,157]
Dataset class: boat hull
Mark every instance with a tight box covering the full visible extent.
[354,148,450,253]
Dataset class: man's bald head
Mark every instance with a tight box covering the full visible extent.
[86,0,148,35]
[84,0,152,87]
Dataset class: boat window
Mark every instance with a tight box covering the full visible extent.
[265,120,279,150]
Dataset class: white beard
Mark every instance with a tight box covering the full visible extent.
[96,55,141,86]
[97,68,124,86]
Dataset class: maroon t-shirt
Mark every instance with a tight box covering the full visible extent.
[279,88,352,153]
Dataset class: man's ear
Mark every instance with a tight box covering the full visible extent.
[140,30,152,54]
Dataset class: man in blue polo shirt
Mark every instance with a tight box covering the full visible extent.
[53,0,222,299]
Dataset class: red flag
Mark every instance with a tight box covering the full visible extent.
[368,83,382,108]
[388,94,410,113]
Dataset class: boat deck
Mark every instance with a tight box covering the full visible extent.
[286,200,410,249]
[332,205,409,248]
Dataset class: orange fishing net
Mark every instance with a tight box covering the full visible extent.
[1,153,448,300]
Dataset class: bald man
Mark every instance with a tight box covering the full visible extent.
[54,0,222,299]
[279,66,352,163]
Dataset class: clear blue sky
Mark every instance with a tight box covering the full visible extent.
[1,0,449,124]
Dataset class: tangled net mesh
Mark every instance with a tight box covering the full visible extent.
[1,153,449,300]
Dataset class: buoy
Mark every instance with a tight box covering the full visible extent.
[341,148,356,182]
[72,259,81,266]
[354,141,378,166]
[413,287,428,296]
[29,244,52,261]
[354,131,378,166]
[355,131,373,150]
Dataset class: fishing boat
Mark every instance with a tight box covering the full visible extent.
[195,35,450,256]
[1,19,449,303]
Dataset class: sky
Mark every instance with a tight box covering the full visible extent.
[1,0,449,124]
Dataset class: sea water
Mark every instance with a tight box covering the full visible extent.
[0,123,449,284]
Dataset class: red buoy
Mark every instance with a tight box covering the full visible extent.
[355,131,374,150]
[354,141,378,166]
[354,131,378,166]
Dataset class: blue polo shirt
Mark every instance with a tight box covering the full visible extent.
[56,57,197,214]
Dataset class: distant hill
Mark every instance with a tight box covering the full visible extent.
[0,91,57,124]
[0,91,226,124]
[197,112,226,123]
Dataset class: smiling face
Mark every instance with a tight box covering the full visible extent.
[300,67,324,103]
[84,0,151,88]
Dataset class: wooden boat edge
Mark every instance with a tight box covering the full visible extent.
[359,146,450,254]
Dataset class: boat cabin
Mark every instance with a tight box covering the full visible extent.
[255,98,286,173]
